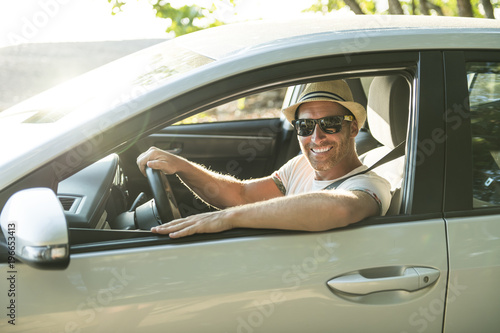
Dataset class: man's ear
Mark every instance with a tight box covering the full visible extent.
[349,119,359,138]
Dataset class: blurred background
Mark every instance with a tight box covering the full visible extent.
[1,0,498,111]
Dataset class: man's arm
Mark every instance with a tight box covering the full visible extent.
[137,146,283,208]
[151,189,379,238]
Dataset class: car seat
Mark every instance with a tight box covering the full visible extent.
[360,75,410,215]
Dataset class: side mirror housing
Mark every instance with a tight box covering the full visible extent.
[1,188,69,269]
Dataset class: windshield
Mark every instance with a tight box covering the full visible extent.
[0,40,213,180]
[0,41,213,123]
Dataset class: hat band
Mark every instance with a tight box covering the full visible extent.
[298,91,346,103]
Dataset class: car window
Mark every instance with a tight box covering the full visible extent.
[175,87,287,124]
[468,62,500,208]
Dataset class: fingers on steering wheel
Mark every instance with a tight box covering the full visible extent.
[137,154,150,176]
[137,147,160,175]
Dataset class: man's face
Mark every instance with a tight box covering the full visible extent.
[296,101,358,174]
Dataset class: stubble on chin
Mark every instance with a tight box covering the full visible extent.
[302,137,351,172]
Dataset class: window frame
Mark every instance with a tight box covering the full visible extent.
[443,50,500,217]
[71,50,445,252]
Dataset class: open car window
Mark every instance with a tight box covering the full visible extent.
[58,70,413,237]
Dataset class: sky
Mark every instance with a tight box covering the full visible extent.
[0,0,318,48]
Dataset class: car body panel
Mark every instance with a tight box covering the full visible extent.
[444,215,500,333]
[1,219,447,332]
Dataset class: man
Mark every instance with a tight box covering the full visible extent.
[136,80,391,238]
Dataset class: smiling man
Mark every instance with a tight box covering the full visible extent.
[136,80,391,238]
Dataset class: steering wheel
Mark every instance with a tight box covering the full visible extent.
[145,166,182,223]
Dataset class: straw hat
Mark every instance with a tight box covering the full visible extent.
[282,80,366,128]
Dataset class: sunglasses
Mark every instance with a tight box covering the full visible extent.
[292,115,354,137]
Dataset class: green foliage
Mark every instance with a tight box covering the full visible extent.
[469,0,490,18]
[108,0,126,14]
[108,0,494,37]
[304,0,346,14]
[360,0,377,14]
[304,0,377,14]
[153,2,223,35]
[107,0,234,37]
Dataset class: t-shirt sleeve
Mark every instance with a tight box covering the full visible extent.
[271,155,303,195]
[336,172,392,216]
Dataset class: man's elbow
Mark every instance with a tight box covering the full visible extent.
[305,206,352,232]
[334,206,361,228]
[343,201,379,226]
[311,205,375,232]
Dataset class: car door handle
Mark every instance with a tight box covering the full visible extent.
[166,148,182,155]
[156,142,183,154]
[327,266,439,295]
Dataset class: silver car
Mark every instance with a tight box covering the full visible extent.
[1,15,500,332]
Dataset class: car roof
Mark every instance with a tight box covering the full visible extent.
[0,15,499,189]
[187,15,500,61]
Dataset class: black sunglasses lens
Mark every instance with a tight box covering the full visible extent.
[294,119,314,136]
[320,116,342,133]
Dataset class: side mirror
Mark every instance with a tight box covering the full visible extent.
[1,188,69,269]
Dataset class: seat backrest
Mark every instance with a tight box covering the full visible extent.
[360,75,410,214]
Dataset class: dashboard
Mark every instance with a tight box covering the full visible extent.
[57,154,129,229]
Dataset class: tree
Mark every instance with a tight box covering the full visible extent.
[107,0,236,37]
[344,0,366,14]
[417,0,444,16]
[426,2,445,16]
[302,0,380,15]
[481,0,496,18]
[420,0,430,15]
[457,0,474,16]
[304,0,496,18]
[388,0,404,14]
[108,0,497,38]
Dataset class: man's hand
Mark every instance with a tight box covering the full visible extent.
[136,146,183,176]
[151,211,234,238]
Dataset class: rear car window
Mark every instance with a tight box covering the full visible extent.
[468,62,500,208]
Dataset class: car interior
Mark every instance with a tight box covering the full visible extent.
[55,73,412,233]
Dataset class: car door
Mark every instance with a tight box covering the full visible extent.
[442,51,500,333]
[0,51,449,333]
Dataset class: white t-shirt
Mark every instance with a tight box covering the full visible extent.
[272,155,392,215]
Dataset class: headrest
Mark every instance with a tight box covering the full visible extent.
[367,75,410,149]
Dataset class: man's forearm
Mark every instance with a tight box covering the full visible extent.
[139,146,284,209]
[175,158,247,209]
[152,190,379,238]
[227,190,377,231]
